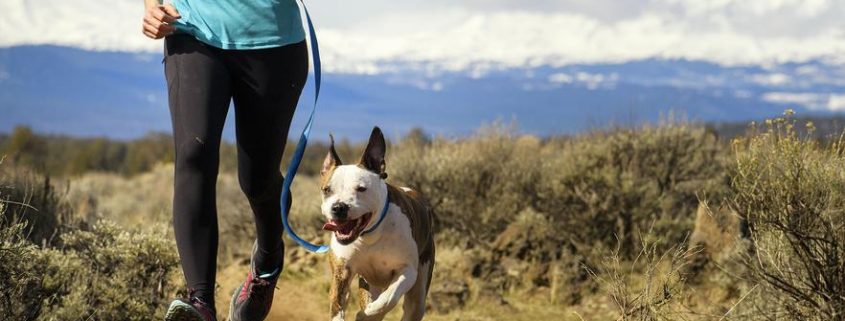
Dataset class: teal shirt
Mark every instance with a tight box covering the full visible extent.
[171,0,305,50]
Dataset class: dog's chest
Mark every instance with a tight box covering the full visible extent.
[332,206,419,288]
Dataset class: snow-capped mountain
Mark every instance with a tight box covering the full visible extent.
[1,45,843,140]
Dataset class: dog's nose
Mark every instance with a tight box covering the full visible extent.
[331,202,349,219]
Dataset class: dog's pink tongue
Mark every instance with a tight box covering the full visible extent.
[322,221,339,231]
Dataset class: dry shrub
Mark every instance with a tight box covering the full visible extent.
[388,122,728,305]
[392,122,728,254]
[589,232,700,321]
[685,201,750,282]
[427,245,475,313]
[38,221,180,321]
[538,123,728,258]
[0,164,182,321]
[0,215,44,320]
[471,208,592,304]
[732,111,845,320]
[0,165,73,245]
[64,165,174,227]
[390,124,543,243]
[65,164,327,269]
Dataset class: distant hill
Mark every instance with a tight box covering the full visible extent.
[3,45,845,141]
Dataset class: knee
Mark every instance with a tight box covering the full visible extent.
[175,139,220,175]
[239,171,282,202]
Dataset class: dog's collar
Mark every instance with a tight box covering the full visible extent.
[361,191,390,236]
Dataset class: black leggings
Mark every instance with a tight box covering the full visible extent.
[164,34,308,306]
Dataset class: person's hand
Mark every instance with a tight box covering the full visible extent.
[142,4,181,39]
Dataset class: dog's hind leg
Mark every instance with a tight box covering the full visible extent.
[330,254,354,321]
[401,259,434,321]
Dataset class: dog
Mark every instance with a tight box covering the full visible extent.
[319,127,435,321]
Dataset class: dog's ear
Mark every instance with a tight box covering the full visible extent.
[359,127,387,179]
[322,134,342,178]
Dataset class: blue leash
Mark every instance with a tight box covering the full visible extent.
[281,1,388,254]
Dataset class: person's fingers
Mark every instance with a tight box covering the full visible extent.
[143,24,159,38]
[149,7,168,24]
[143,29,158,39]
[153,6,179,24]
[142,5,177,40]
[143,21,156,32]
[161,15,177,24]
[143,16,174,37]
[144,15,163,30]
[161,4,181,19]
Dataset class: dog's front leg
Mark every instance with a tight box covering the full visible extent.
[330,256,354,321]
[356,265,418,321]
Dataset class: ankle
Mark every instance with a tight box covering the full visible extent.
[254,244,284,275]
[188,288,216,311]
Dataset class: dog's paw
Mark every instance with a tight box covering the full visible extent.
[355,303,390,321]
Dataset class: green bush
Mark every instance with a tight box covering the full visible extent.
[390,125,544,243]
[732,112,845,320]
[0,165,181,321]
[0,215,45,321]
[38,221,180,321]
[391,123,729,257]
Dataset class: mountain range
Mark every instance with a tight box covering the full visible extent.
[1,45,843,140]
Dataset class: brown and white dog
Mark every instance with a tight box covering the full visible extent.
[319,127,435,321]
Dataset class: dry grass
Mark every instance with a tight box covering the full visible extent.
[3,116,844,320]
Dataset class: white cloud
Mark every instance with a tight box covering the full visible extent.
[761,92,822,106]
[0,0,149,51]
[761,92,845,111]
[549,73,574,84]
[657,0,832,16]
[1,0,844,74]
[828,95,845,111]
[546,72,619,90]
[749,73,792,86]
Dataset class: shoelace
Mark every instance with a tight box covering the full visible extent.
[245,273,278,305]
[249,276,271,289]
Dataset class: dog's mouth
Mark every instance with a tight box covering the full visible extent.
[322,212,373,244]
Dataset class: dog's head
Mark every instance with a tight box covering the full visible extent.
[320,127,389,245]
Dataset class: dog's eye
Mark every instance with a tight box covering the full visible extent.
[322,186,332,195]
[356,186,367,193]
